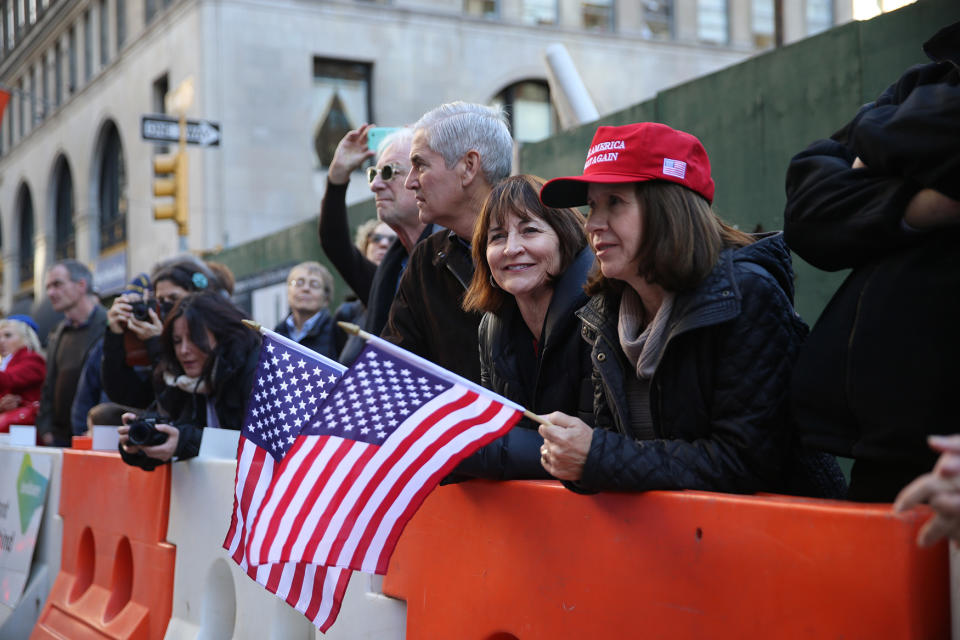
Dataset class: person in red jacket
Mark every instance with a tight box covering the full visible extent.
[0,315,47,432]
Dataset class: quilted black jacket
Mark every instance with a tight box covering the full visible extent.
[572,233,808,493]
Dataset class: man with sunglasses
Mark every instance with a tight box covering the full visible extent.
[319,125,431,364]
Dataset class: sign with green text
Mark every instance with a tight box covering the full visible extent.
[0,451,51,608]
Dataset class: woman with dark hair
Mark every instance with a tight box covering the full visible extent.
[117,292,260,470]
[450,174,594,481]
[535,122,813,494]
[103,255,226,409]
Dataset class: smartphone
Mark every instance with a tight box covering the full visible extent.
[367,126,401,152]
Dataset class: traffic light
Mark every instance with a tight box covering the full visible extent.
[153,151,188,236]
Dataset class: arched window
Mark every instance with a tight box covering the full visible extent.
[16,183,34,286]
[97,121,127,250]
[53,155,75,259]
[491,80,557,144]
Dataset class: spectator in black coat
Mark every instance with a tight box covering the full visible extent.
[536,122,809,494]
[784,21,960,502]
[273,261,337,360]
[451,175,594,481]
[118,293,260,470]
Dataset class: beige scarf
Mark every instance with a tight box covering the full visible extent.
[163,371,210,395]
[618,288,675,380]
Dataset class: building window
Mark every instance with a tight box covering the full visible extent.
[152,73,169,153]
[464,0,497,18]
[68,25,77,93]
[806,0,832,36]
[116,0,125,48]
[53,156,75,260]
[145,0,155,24]
[582,0,613,30]
[312,58,371,168]
[99,0,108,67]
[28,64,36,127]
[16,183,33,286]
[492,80,556,144]
[40,51,49,119]
[54,41,63,106]
[17,77,23,138]
[698,0,729,44]
[751,0,774,48]
[97,121,127,250]
[4,0,14,51]
[642,0,672,39]
[83,10,92,81]
[522,0,557,25]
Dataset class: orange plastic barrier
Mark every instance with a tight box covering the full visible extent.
[31,450,176,640]
[383,481,949,640]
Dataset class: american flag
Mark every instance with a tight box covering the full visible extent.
[245,335,523,575]
[223,329,351,632]
[662,157,687,179]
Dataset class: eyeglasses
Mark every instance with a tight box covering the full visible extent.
[367,163,406,184]
[289,278,324,290]
[370,233,397,244]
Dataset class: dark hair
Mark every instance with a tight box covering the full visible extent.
[464,174,587,314]
[151,255,224,296]
[160,293,258,388]
[585,181,754,295]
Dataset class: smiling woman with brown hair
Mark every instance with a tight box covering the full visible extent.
[450,174,594,481]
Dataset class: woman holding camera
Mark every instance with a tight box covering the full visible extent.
[118,292,260,470]
[536,122,809,494]
[103,255,226,409]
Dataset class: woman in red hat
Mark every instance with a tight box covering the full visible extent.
[536,122,828,495]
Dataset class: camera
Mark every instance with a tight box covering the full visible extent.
[127,416,168,447]
[130,298,156,321]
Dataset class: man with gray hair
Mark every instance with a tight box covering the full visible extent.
[37,259,107,446]
[319,125,432,364]
[382,101,513,382]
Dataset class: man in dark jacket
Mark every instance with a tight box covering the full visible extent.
[319,126,432,364]
[274,261,338,360]
[37,260,107,446]
[784,21,960,502]
[382,101,513,383]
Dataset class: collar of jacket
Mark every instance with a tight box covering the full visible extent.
[924,21,960,68]
[577,232,793,354]
[540,246,595,351]
[430,230,474,290]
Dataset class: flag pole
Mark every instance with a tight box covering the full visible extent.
[337,321,551,427]
[242,319,263,332]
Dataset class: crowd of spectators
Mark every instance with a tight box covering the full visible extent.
[2,20,957,547]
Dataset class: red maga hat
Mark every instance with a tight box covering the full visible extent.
[539,122,715,207]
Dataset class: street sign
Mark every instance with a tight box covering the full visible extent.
[141,114,221,147]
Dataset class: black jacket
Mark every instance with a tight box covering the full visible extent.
[382,229,483,384]
[101,329,163,410]
[120,338,261,470]
[453,246,596,481]
[784,22,960,501]
[573,233,808,494]
[273,311,337,361]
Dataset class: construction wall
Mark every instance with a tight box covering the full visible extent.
[518,0,958,322]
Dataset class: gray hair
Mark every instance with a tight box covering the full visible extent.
[376,127,414,159]
[413,101,513,184]
[50,259,94,293]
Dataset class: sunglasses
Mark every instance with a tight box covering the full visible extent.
[289,278,325,290]
[367,163,406,184]
[370,233,397,244]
